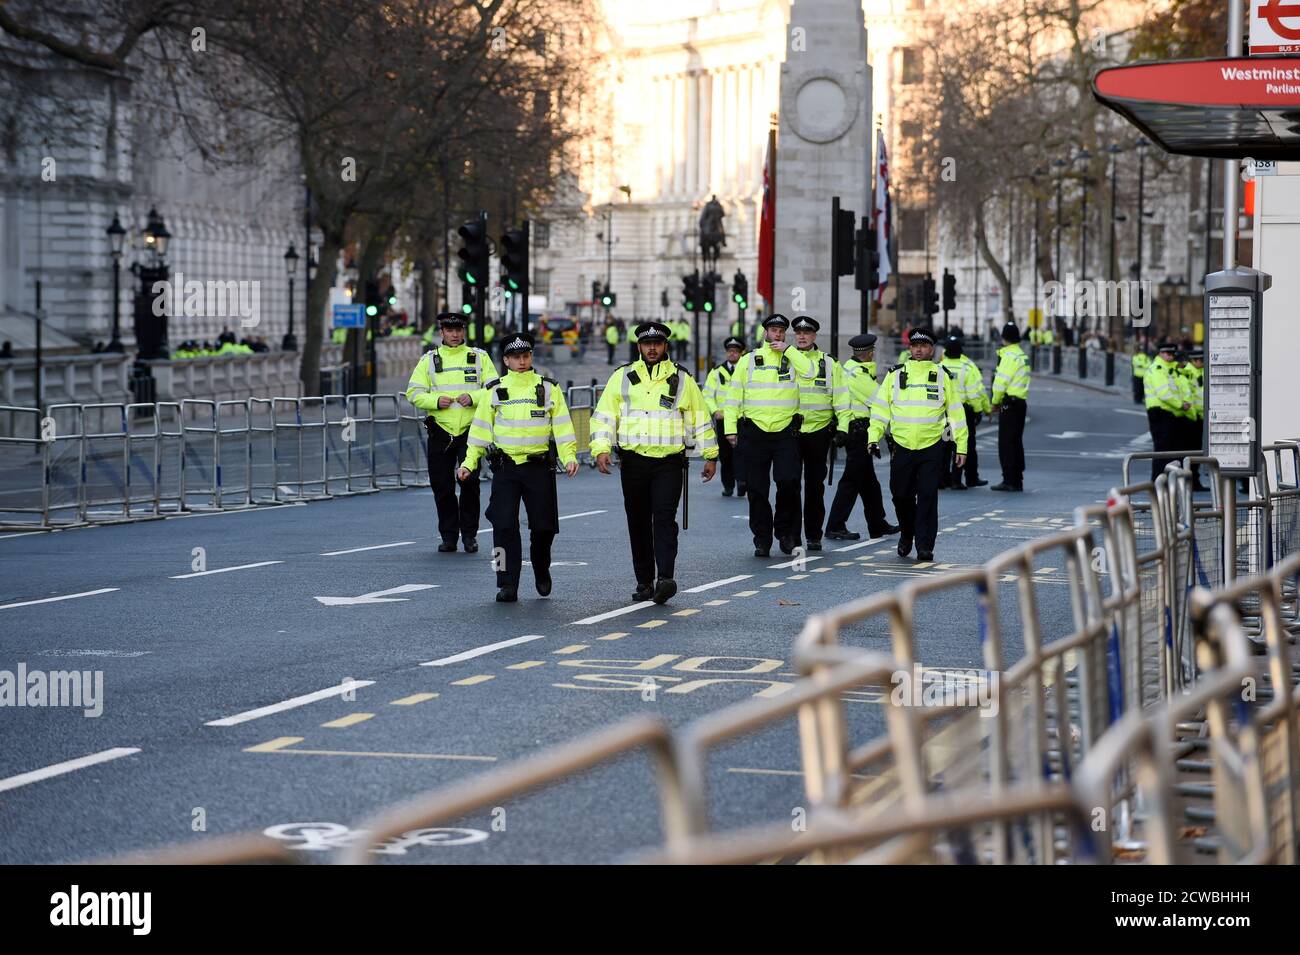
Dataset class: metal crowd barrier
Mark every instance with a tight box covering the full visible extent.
[565,385,597,466]
[0,393,433,530]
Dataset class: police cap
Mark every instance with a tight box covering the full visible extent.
[502,332,535,354]
[723,336,745,351]
[790,315,820,333]
[848,333,877,351]
[634,321,671,342]
[437,311,466,327]
[762,314,790,330]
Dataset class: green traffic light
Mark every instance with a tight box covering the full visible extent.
[703,302,713,312]
[504,290,512,299]
[466,274,478,285]
[365,305,378,316]
[462,303,473,314]
[506,278,520,291]
[388,296,397,306]
[685,302,695,311]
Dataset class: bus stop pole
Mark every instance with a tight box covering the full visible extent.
[1223,0,1242,272]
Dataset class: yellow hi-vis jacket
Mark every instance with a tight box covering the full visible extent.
[941,355,990,414]
[723,342,815,434]
[590,359,717,459]
[1143,356,1186,415]
[462,370,577,470]
[841,359,878,422]
[676,320,692,342]
[1131,351,1151,379]
[794,347,849,434]
[868,359,968,454]
[605,325,620,345]
[1181,364,1204,420]
[991,343,1030,404]
[405,344,497,436]
[703,360,740,417]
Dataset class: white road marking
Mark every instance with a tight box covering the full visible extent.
[834,538,892,552]
[0,588,119,611]
[559,509,607,521]
[0,531,45,541]
[420,634,547,667]
[205,680,375,727]
[0,747,140,794]
[768,555,824,569]
[1113,408,1148,417]
[571,601,656,625]
[320,541,416,556]
[171,560,283,579]
[683,574,754,593]
[182,502,307,518]
[315,583,439,606]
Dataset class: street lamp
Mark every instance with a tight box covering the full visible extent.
[106,215,126,352]
[283,243,300,351]
[1076,148,1092,290]
[413,262,423,332]
[1051,158,1067,282]
[131,206,172,360]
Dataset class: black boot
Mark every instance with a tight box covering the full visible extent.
[632,582,654,602]
[438,540,457,553]
[496,586,518,602]
[651,578,677,605]
[898,536,913,558]
[534,568,552,597]
[462,537,479,553]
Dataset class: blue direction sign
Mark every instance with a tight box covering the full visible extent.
[332,303,366,328]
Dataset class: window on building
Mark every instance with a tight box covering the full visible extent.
[901,48,923,85]
[533,221,550,249]
[900,120,924,165]
[1149,224,1165,268]
[899,208,926,251]
[533,268,551,298]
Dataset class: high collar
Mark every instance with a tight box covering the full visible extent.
[635,358,673,379]
[502,368,537,382]
[439,341,469,352]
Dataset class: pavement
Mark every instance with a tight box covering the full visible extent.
[0,374,1150,864]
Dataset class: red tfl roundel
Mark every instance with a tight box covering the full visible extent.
[1262,0,1300,40]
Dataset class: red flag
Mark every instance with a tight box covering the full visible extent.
[757,123,776,306]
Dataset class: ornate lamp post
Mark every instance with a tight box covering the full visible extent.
[106,215,126,352]
[283,243,300,351]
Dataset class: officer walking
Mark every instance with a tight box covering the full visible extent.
[1131,347,1151,404]
[825,333,898,541]
[724,314,814,557]
[605,322,620,364]
[405,312,499,553]
[868,329,968,561]
[1143,341,1190,481]
[458,332,579,602]
[703,336,748,497]
[939,334,990,490]
[990,322,1031,492]
[591,321,718,605]
[790,316,848,551]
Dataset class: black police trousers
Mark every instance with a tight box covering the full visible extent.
[619,450,684,586]
[714,418,745,493]
[1148,407,1192,481]
[998,396,1027,487]
[485,458,558,589]
[1132,374,1145,404]
[796,424,834,543]
[890,441,944,554]
[826,427,890,536]
[949,405,981,484]
[426,423,480,544]
[739,420,801,548]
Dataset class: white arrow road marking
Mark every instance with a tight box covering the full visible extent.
[1047,431,1088,439]
[206,680,375,727]
[0,588,119,611]
[314,584,439,606]
[420,634,547,667]
[0,747,140,793]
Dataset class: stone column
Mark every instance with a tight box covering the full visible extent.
[774,0,872,335]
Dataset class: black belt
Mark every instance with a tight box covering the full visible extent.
[1001,395,1027,405]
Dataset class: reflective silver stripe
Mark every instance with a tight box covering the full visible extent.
[624,409,680,420]
[745,380,792,391]
[617,432,684,447]
[743,398,799,408]
[471,416,492,430]
[592,411,616,427]
[467,436,491,447]
[495,434,550,447]
[551,414,572,427]
[407,384,430,396]
[890,414,945,425]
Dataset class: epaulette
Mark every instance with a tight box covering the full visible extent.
[941,366,956,379]
[484,377,502,390]
[888,363,905,373]
[540,375,559,385]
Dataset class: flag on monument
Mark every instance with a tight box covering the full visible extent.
[872,137,892,305]
[757,123,776,306]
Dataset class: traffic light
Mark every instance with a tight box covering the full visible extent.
[364,280,381,318]
[600,285,616,308]
[835,208,857,276]
[942,269,957,312]
[855,219,880,292]
[681,273,699,311]
[701,274,716,313]
[500,227,527,299]
[922,273,939,316]
[457,216,489,287]
[460,280,475,315]
[732,271,748,309]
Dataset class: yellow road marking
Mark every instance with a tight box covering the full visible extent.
[553,644,588,654]
[703,599,729,606]
[638,619,667,629]
[1038,566,1056,573]
[786,574,808,580]
[672,608,700,617]
[506,661,546,669]
[597,631,630,641]
[835,561,854,567]
[244,737,302,753]
[390,693,438,706]
[811,567,834,573]
[761,581,784,588]
[914,562,934,569]
[321,712,374,728]
[732,590,759,597]
[451,675,495,686]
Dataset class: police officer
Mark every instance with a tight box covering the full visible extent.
[868,329,968,561]
[1131,347,1151,405]
[626,322,639,363]
[605,322,620,363]
[790,316,848,551]
[990,322,1031,492]
[724,314,814,557]
[1182,347,1207,490]
[939,334,990,490]
[1143,340,1189,481]
[459,332,579,602]
[591,321,718,604]
[704,336,748,497]
[825,333,898,541]
[406,312,499,553]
